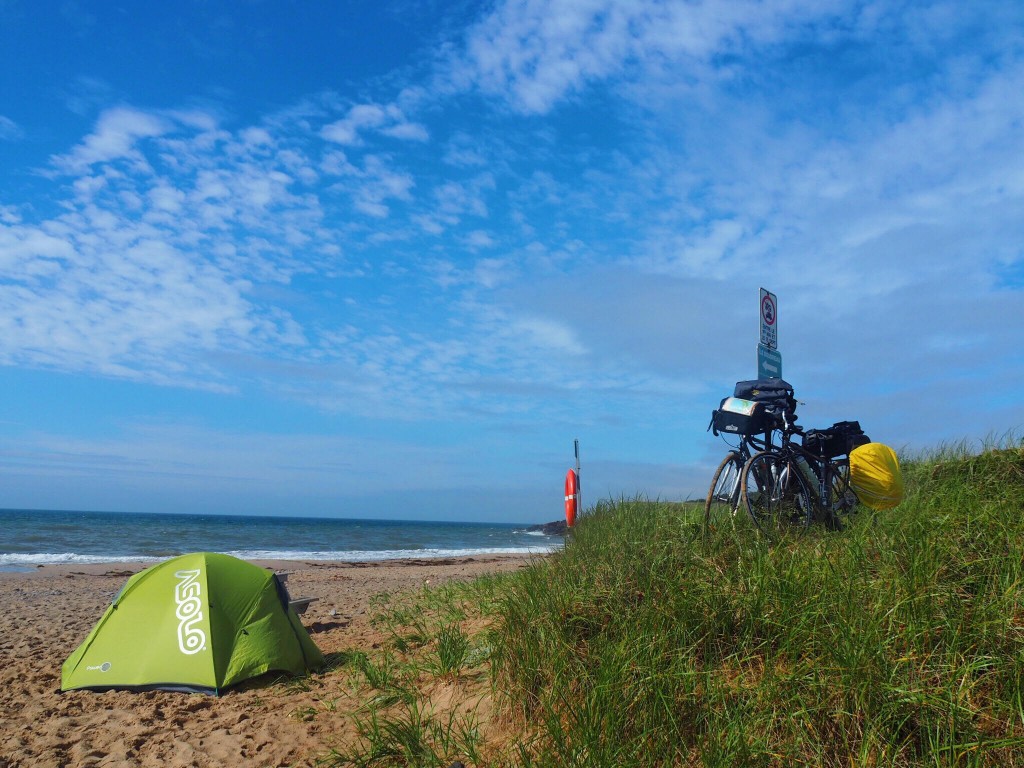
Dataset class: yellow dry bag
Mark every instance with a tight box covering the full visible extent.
[849,442,904,511]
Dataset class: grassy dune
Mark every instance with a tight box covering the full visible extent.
[322,441,1024,766]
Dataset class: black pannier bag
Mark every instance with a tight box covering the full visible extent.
[710,397,772,437]
[803,420,870,458]
[733,378,797,415]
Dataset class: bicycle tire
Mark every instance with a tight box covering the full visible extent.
[830,457,857,515]
[704,451,744,535]
[742,451,813,539]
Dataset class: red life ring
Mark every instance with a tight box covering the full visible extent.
[565,469,578,527]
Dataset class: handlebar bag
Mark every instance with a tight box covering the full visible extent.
[710,397,772,437]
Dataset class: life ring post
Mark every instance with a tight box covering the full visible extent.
[565,439,581,528]
[574,439,582,516]
[564,468,578,527]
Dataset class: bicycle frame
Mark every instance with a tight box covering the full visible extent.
[772,413,844,521]
[738,406,860,542]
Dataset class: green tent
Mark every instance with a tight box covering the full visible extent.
[61,552,324,695]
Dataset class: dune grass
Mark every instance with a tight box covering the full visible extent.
[316,574,518,767]
[320,439,1024,766]
[489,440,1024,766]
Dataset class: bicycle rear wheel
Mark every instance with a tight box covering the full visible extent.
[704,451,743,535]
[742,451,812,539]
[830,458,857,515]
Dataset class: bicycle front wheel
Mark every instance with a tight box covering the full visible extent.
[704,451,744,535]
[742,451,812,539]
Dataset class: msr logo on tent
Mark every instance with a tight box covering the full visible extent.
[174,569,206,655]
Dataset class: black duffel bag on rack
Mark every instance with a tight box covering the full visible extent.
[733,378,797,415]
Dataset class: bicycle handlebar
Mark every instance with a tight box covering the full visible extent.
[781,409,803,435]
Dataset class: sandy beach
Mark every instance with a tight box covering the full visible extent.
[0,555,535,768]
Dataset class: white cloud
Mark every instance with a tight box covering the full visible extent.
[322,103,387,144]
[423,176,493,231]
[442,134,489,167]
[350,155,416,218]
[149,183,186,212]
[0,225,75,267]
[465,230,495,249]
[321,101,429,146]
[0,216,262,388]
[381,122,430,142]
[240,126,274,147]
[0,115,22,141]
[320,149,358,176]
[54,106,172,172]
[458,0,851,113]
[0,106,347,390]
[413,214,446,235]
[512,316,584,355]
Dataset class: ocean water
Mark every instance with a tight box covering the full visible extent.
[0,508,562,571]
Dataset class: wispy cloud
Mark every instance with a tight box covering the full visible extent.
[455,0,853,114]
[53,106,172,172]
[321,101,429,146]
[0,116,22,141]
[3,108,335,389]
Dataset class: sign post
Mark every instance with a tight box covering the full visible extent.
[574,439,581,515]
[758,288,781,379]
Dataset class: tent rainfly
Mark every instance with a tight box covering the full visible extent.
[61,552,324,695]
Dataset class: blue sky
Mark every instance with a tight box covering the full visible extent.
[1,0,1022,523]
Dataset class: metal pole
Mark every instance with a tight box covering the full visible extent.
[574,439,581,516]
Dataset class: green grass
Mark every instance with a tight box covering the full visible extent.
[488,440,1024,766]
[317,574,513,767]
[319,438,1024,766]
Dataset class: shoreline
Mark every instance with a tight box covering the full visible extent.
[0,551,538,577]
[0,553,538,766]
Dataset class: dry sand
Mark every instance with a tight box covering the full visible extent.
[0,555,535,767]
